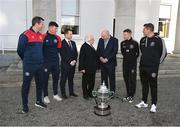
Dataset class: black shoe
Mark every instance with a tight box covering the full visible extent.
[88,93,94,98]
[83,95,89,100]
[35,101,47,109]
[62,94,68,99]
[70,93,78,97]
[22,105,29,114]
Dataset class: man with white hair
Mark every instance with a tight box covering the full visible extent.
[79,34,98,99]
[97,30,118,93]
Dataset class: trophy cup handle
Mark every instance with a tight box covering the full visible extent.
[92,91,97,97]
[105,91,114,104]
[92,91,98,106]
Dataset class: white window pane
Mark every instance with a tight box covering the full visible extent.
[61,16,79,25]
[61,16,79,35]
[159,5,171,19]
[61,0,79,15]
[0,0,27,35]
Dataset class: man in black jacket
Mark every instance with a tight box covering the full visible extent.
[43,21,62,103]
[121,29,139,103]
[135,23,167,113]
[79,34,98,99]
[59,28,78,99]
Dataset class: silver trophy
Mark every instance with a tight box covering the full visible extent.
[92,81,114,116]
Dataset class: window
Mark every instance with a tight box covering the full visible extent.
[61,0,80,35]
[158,5,171,38]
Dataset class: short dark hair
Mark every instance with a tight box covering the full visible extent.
[123,29,132,33]
[48,21,59,27]
[32,16,44,26]
[144,23,154,32]
[64,27,73,35]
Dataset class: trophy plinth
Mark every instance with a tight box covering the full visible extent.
[94,105,111,116]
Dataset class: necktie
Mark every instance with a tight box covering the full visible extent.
[68,41,73,49]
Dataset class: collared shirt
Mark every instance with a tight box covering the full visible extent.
[85,41,91,46]
[104,38,110,49]
[65,38,72,48]
[65,38,70,44]
[85,42,95,50]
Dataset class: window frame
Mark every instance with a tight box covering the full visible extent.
[158,4,172,39]
[56,0,81,39]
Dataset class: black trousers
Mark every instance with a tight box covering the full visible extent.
[60,66,75,95]
[101,65,116,92]
[140,67,158,105]
[123,63,137,97]
[22,63,43,107]
[82,73,95,97]
[43,62,60,97]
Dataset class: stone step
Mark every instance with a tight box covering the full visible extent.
[1,74,180,88]
[0,54,19,67]
[5,65,180,76]
[1,55,180,85]
[6,60,180,72]
[3,69,180,75]
[6,55,180,67]
[1,70,180,84]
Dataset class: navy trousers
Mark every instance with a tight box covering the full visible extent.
[60,65,75,95]
[101,64,116,92]
[22,63,44,107]
[43,62,60,97]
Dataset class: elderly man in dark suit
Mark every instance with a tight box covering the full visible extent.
[59,28,78,99]
[97,30,118,92]
[79,34,98,99]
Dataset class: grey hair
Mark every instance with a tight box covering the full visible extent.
[101,29,110,35]
[84,33,94,42]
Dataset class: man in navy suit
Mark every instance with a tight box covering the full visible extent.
[59,28,78,99]
[97,30,118,92]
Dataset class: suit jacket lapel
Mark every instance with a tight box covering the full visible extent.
[103,37,112,51]
[66,40,73,50]
[105,37,111,50]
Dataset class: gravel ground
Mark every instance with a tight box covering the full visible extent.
[0,76,180,126]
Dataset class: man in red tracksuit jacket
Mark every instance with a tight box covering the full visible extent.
[17,16,47,114]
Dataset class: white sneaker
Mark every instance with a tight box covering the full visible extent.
[53,95,62,101]
[122,97,130,102]
[135,101,148,108]
[44,96,50,104]
[150,104,157,113]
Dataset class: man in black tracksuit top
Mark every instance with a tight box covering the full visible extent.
[135,23,167,113]
[43,21,62,104]
[121,29,139,103]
